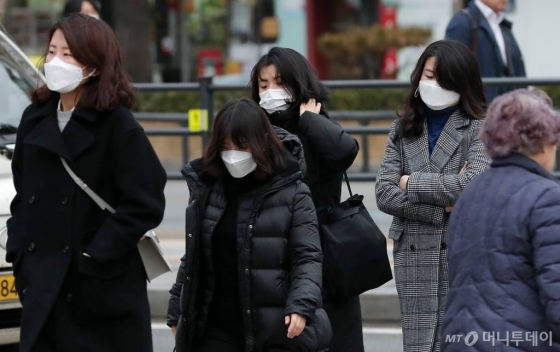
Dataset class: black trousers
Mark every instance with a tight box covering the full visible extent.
[323,295,365,352]
[197,338,242,352]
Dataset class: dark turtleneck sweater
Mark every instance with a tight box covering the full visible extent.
[204,172,260,347]
[425,105,458,155]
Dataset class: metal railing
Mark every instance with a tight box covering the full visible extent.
[135,77,560,181]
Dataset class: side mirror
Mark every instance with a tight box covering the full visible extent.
[0,144,14,160]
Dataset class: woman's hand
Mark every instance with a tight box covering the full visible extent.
[285,313,307,338]
[399,175,410,191]
[171,325,177,337]
[300,98,321,116]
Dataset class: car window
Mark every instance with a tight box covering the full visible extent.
[0,33,38,129]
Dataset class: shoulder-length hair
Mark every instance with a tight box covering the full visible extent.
[250,47,322,106]
[204,98,285,180]
[32,14,135,111]
[398,40,486,138]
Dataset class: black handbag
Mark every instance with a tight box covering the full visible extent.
[318,173,393,301]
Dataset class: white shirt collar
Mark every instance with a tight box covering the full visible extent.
[58,100,76,113]
[475,0,504,25]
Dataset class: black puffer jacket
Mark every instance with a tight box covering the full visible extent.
[267,102,359,209]
[168,129,332,352]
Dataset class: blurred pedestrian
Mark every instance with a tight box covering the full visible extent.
[167,98,332,352]
[442,89,560,351]
[5,14,166,352]
[446,0,525,103]
[63,0,101,19]
[249,47,363,352]
[375,40,491,352]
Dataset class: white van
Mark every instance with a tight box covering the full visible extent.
[0,24,43,349]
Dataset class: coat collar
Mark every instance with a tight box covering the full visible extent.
[26,92,100,123]
[403,109,471,173]
[469,1,506,62]
[24,94,97,163]
[492,153,558,183]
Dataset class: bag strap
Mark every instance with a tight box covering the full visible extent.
[343,172,353,197]
[60,157,116,214]
[462,9,479,56]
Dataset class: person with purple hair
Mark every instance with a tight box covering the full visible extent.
[442,89,560,351]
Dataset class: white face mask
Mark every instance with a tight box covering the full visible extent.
[221,150,257,178]
[417,80,460,110]
[44,56,96,94]
[259,89,293,114]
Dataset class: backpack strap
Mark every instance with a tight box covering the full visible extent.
[461,9,479,56]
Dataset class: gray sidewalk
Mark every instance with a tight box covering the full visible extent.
[148,181,399,323]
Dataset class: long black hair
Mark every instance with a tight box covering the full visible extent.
[398,40,486,138]
[204,98,285,180]
[250,47,322,106]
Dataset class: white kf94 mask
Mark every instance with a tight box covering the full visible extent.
[44,56,96,94]
[221,150,257,178]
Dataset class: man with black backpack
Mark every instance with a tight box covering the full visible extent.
[445,0,525,103]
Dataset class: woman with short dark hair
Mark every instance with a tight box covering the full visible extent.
[6,14,166,352]
[375,40,491,352]
[167,98,332,352]
[250,47,362,352]
[442,89,560,351]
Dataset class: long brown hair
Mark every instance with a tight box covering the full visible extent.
[204,98,285,180]
[32,14,135,111]
[398,40,486,138]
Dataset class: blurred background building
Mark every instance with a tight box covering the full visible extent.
[0,0,557,84]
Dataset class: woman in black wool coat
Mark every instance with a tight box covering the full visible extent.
[250,47,362,352]
[167,98,332,352]
[6,15,166,352]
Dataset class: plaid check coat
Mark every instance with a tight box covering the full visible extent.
[375,110,491,352]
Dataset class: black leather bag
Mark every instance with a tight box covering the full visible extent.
[318,173,393,301]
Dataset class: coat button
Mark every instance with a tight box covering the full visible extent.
[28,196,35,204]
[410,245,415,251]
[248,225,253,229]
[186,276,190,281]
[61,197,68,205]
[441,243,447,250]
[245,268,249,274]
[188,234,192,238]
[66,294,73,302]
[63,246,70,254]
[28,243,35,252]
[246,310,251,315]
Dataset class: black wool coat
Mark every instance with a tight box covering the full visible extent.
[6,94,167,352]
[168,129,332,352]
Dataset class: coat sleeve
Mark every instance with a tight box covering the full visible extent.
[445,12,472,47]
[528,187,560,336]
[86,127,167,263]
[406,122,491,206]
[298,111,359,172]
[167,253,186,327]
[285,182,322,319]
[375,120,447,225]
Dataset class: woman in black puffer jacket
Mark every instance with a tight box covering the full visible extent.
[167,98,332,352]
[251,47,362,352]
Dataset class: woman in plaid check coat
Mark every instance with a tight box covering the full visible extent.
[375,41,491,352]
